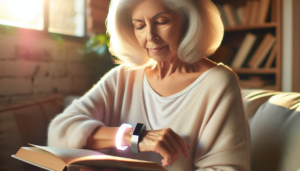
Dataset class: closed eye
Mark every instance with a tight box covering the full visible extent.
[136,26,145,30]
[156,21,168,25]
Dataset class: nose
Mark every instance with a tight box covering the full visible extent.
[146,25,159,42]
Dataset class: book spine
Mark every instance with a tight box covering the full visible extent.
[223,4,237,27]
[231,33,257,69]
[265,42,277,68]
[248,33,275,68]
[243,1,253,25]
[258,0,271,24]
[271,0,277,22]
[236,6,245,25]
[252,38,276,68]
[249,1,259,25]
[216,4,229,27]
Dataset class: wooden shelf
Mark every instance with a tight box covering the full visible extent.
[233,68,277,74]
[225,23,277,32]
[212,0,282,91]
[240,85,277,91]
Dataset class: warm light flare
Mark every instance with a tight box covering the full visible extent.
[0,0,44,30]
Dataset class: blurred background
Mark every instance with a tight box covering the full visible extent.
[0,0,115,104]
[0,1,299,171]
[0,0,299,105]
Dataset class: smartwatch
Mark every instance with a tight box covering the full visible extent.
[131,123,146,153]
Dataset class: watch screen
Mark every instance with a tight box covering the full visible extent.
[133,123,144,135]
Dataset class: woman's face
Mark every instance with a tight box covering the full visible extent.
[131,0,185,63]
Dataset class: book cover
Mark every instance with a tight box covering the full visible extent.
[12,144,166,171]
[248,33,275,68]
[231,33,257,69]
[265,42,277,68]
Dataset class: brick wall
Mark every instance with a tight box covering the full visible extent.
[0,34,93,104]
[86,0,110,36]
[0,0,111,104]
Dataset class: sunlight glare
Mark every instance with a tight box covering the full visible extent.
[0,0,44,30]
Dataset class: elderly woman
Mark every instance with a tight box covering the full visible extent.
[47,0,250,170]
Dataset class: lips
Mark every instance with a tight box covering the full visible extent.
[148,45,166,53]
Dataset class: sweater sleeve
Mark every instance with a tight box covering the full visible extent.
[47,67,120,148]
[194,69,251,171]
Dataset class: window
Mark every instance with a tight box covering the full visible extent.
[0,0,85,37]
[49,0,85,37]
[0,0,44,30]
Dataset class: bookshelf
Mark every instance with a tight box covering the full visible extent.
[211,0,282,91]
[225,23,277,32]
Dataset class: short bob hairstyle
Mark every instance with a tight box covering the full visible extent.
[106,0,224,69]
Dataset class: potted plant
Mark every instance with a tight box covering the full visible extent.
[82,34,118,84]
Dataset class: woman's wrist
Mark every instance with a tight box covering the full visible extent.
[123,127,134,147]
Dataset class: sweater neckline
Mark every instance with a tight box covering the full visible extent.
[143,66,215,99]
[139,64,223,130]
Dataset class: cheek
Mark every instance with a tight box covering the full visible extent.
[161,27,182,51]
[135,32,147,48]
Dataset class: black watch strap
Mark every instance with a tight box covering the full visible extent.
[131,123,146,153]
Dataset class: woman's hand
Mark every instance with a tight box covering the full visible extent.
[125,127,190,167]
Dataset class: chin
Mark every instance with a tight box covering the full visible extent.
[148,54,176,63]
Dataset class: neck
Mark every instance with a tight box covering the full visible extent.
[152,57,197,79]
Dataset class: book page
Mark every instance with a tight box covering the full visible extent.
[30,144,166,171]
[12,155,56,171]
[30,144,103,164]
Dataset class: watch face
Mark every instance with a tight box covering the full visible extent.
[133,123,145,135]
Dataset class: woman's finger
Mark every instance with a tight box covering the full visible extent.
[169,129,190,158]
[139,128,188,166]
[145,129,179,164]
[154,139,175,166]
[162,129,182,164]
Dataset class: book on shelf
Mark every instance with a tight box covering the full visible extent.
[236,6,245,25]
[222,4,239,26]
[239,33,265,67]
[216,4,229,27]
[243,1,253,25]
[248,1,260,25]
[271,0,277,22]
[240,0,272,25]
[231,33,257,69]
[251,40,276,68]
[257,0,272,24]
[248,33,276,68]
[12,144,166,171]
[265,42,277,68]
[239,76,272,88]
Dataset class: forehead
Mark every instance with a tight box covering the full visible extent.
[131,0,172,18]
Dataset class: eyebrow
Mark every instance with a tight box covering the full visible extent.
[132,12,169,22]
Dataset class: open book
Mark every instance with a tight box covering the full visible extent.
[12,144,166,171]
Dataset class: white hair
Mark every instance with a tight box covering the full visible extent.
[106,0,224,69]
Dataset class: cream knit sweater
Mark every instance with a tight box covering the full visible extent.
[47,63,250,171]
